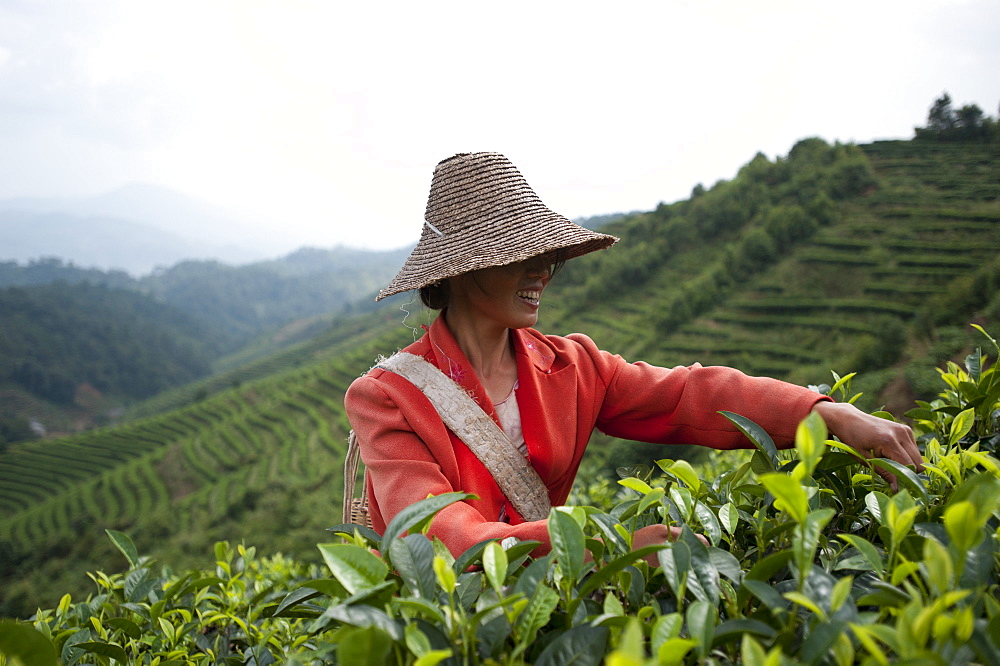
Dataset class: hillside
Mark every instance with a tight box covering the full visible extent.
[0,137,997,617]
[0,246,409,439]
[545,139,999,400]
[0,283,217,442]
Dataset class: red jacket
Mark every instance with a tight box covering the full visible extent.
[344,314,829,555]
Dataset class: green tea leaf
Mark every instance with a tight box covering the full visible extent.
[317,544,389,594]
[666,460,701,490]
[650,613,683,654]
[718,503,739,535]
[75,641,128,664]
[337,626,394,665]
[482,541,508,593]
[515,586,559,642]
[948,408,975,447]
[578,545,666,597]
[105,530,140,569]
[922,536,953,594]
[869,459,931,505]
[533,625,609,666]
[658,637,697,665]
[720,411,779,468]
[795,411,827,477]
[837,534,884,577]
[381,492,474,561]
[657,541,691,602]
[637,487,666,516]
[686,600,716,658]
[0,621,58,666]
[801,620,847,665]
[389,534,436,599]
[694,501,722,546]
[759,473,808,523]
[549,508,586,582]
[618,477,653,494]
[944,501,983,553]
[432,556,456,593]
[783,592,826,620]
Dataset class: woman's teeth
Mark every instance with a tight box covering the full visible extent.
[517,290,540,304]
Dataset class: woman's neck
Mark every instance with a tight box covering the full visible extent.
[444,308,517,402]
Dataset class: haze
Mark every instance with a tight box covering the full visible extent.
[1,0,997,256]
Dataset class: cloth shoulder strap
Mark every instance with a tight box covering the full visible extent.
[376,351,552,522]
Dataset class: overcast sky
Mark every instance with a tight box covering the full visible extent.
[1,0,997,254]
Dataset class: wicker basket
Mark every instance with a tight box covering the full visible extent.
[343,431,374,528]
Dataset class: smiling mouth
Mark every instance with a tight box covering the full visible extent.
[516,290,540,305]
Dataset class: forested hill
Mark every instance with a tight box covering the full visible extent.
[0,134,997,617]
[0,245,410,348]
[0,246,409,441]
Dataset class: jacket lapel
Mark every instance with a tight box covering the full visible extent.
[513,329,579,488]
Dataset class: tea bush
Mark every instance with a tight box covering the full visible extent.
[2,329,998,665]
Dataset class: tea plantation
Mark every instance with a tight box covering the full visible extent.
[1,329,997,664]
[0,136,998,663]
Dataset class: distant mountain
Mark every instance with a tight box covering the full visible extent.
[0,210,216,275]
[0,183,276,274]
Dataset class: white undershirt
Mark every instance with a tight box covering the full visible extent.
[493,381,527,457]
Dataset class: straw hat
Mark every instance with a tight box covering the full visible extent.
[376,152,618,300]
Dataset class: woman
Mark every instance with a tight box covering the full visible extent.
[344,152,923,557]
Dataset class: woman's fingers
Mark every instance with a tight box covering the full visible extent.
[633,524,710,566]
[812,401,924,493]
[814,402,924,468]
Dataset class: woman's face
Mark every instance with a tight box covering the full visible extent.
[448,253,556,330]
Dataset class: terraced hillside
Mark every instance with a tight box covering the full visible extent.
[0,310,414,616]
[544,139,999,405]
[1,138,996,616]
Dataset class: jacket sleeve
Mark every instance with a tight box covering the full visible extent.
[565,333,831,450]
[344,372,553,556]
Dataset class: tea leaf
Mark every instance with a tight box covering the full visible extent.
[534,625,609,666]
[549,508,586,582]
[0,621,58,666]
[718,503,739,535]
[837,534,884,577]
[337,625,394,665]
[432,556,456,593]
[658,637,697,665]
[482,541,508,593]
[389,534,436,599]
[105,530,140,569]
[381,492,474,560]
[944,501,983,553]
[759,473,808,524]
[720,411,780,469]
[869,459,931,505]
[618,477,653,494]
[795,411,827,476]
[665,459,701,490]
[317,544,388,595]
[948,408,975,447]
[686,600,716,657]
[650,613,683,653]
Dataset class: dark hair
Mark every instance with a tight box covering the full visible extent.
[420,281,451,310]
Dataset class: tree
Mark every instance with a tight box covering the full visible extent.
[956,104,986,139]
[926,93,955,134]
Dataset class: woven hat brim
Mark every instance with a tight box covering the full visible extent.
[376,219,617,300]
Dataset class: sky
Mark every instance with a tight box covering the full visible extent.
[0,0,997,255]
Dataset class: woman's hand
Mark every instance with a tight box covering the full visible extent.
[632,524,709,567]
[812,401,923,491]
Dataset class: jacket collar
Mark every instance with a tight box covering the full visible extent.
[415,312,556,403]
